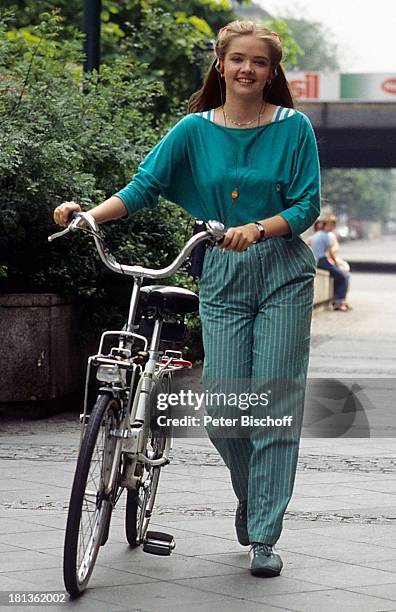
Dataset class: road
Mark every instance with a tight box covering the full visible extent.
[337,235,396,264]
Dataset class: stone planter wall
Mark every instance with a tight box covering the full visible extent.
[0,294,86,402]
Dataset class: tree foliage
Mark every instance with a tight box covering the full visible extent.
[2,0,239,116]
[0,13,196,336]
[321,169,394,222]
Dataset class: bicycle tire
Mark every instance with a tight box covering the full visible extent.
[125,375,171,547]
[64,393,122,598]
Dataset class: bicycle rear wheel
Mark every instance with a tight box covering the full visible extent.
[125,430,167,546]
[125,375,171,547]
[64,393,122,598]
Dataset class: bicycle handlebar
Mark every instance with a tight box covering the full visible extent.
[48,212,226,279]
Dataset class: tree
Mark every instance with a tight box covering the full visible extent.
[321,169,394,223]
[0,13,192,337]
[282,17,340,71]
[1,1,238,113]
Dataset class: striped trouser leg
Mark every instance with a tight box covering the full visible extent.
[199,247,256,501]
[200,311,254,501]
[199,238,316,542]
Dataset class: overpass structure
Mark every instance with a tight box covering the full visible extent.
[299,102,396,168]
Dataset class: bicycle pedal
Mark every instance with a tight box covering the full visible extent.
[143,531,175,556]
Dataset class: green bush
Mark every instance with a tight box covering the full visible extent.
[0,13,198,340]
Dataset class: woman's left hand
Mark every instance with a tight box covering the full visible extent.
[218,223,260,251]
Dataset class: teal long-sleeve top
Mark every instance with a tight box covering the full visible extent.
[115,107,321,240]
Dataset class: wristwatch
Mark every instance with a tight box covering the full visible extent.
[253,222,266,242]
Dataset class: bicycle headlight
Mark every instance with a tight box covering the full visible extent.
[96,364,122,384]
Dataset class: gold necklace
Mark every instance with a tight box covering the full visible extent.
[222,104,266,127]
[222,100,266,201]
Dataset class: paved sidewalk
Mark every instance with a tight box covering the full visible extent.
[1,432,396,611]
[1,271,396,610]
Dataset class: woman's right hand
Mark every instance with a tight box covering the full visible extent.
[53,201,82,226]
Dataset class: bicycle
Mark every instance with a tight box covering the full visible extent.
[48,213,225,598]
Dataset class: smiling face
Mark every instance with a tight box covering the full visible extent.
[220,34,272,100]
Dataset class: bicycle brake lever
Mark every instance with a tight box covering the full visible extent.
[48,226,72,242]
[48,212,97,242]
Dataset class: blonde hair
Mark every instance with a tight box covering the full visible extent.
[188,20,294,113]
[214,21,282,67]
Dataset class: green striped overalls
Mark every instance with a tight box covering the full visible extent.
[199,235,316,545]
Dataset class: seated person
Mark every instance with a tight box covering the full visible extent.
[326,215,350,273]
[310,217,351,312]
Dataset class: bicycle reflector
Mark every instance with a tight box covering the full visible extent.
[96,364,122,384]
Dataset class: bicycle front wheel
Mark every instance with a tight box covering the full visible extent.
[64,393,122,598]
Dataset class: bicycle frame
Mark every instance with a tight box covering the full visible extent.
[49,212,225,490]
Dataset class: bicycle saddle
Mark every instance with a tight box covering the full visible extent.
[139,285,199,315]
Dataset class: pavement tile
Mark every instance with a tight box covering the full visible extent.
[0,529,62,551]
[299,524,396,545]
[0,517,60,534]
[0,478,51,492]
[166,466,228,480]
[172,573,325,600]
[344,479,396,494]
[293,482,396,498]
[149,515,233,531]
[282,518,334,531]
[166,599,293,612]
[279,534,396,564]
[195,551,249,570]
[0,544,20,554]
[0,572,32,589]
[109,534,241,561]
[85,580,238,608]
[172,535,241,557]
[348,582,396,602]
[96,552,245,581]
[9,512,68,530]
[1,489,70,506]
[166,478,232,492]
[3,565,159,591]
[154,490,231,506]
[288,494,381,512]
[0,549,64,572]
[109,522,224,544]
[294,472,373,485]
[277,550,343,571]
[260,588,396,612]
[287,560,396,588]
[362,559,396,573]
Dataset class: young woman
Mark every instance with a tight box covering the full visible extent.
[54,20,320,577]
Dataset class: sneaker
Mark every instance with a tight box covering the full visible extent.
[235,500,249,546]
[249,543,283,577]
